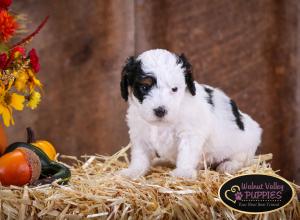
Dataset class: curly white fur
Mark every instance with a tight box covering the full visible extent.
[119,49,262,179]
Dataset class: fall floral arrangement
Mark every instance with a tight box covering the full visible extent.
[0,0,47,126]
[0,0,71,190]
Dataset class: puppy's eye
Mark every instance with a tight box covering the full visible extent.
[140,85,150,93]
[172,87,178,92]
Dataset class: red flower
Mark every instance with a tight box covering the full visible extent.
[0,10,18,42]
[0,53,7,69]
[28,49,40,73]
[0,0,12,9]
[10,46,25,58]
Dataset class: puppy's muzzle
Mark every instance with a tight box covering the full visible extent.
[153,106,167,118]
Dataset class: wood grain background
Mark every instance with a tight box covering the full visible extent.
[7,0,300,183]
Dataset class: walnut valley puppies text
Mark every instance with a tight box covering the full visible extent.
[219,174,294,214]
[240,181,284,200]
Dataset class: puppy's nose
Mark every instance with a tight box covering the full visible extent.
[153,106,167,118]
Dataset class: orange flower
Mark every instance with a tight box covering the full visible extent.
[0,10,18,42]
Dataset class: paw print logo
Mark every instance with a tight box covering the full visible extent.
[235,192,243,201]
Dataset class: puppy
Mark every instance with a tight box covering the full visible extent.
[119,49,262,179]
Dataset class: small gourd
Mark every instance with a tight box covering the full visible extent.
[0,147,41,186]
[3,127,71,185]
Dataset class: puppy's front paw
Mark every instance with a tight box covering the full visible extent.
[216,161,242,174]
[117,168,145,179]
[170,168,197,179]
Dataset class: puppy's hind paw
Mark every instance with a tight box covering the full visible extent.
[116,168,145,179]
[170,168,197,179]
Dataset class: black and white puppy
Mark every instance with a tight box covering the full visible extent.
[119,49,262,179]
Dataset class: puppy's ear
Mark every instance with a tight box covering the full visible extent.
[177,53,196,96]
[120,56,138,101]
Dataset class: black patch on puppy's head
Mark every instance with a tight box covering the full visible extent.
[120,56,141,101]
[120,56,156,103]
[177,54,196,96]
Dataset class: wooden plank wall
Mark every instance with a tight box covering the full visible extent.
[8,0,299,183]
